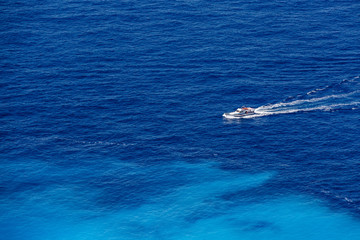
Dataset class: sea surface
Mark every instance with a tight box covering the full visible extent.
[1,0,360,239]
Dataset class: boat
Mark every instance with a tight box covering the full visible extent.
[222,107,256,119]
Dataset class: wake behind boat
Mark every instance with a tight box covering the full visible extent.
[223,107,257,119]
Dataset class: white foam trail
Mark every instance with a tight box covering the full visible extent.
[257,91,359,111]
[253,101,360,118]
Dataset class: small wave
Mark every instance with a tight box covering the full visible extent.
[306,76,360,95]
[55,137,136,147]
[74,140,136,147]
[321,190,355,204]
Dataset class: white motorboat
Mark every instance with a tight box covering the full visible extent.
[222,107,256,119]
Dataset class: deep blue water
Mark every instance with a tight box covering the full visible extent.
[1,0,360,239]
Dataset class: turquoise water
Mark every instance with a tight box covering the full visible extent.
[3,162,360,239]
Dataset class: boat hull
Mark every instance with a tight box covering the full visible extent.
[222,112,257,119]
